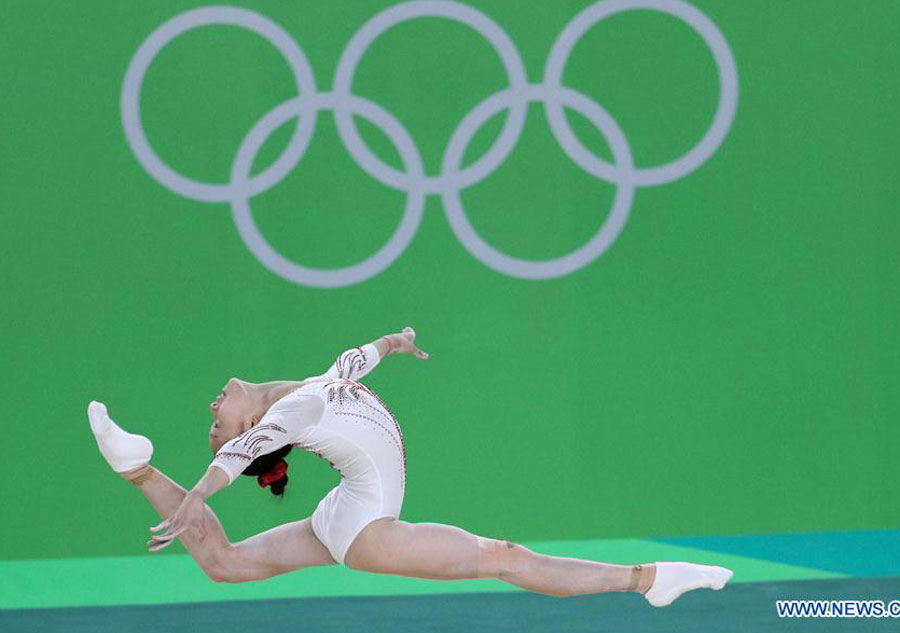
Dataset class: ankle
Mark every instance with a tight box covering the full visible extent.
[121,464,155,486]
[633,564,656,594]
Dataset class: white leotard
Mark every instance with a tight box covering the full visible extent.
[210,344,405,564]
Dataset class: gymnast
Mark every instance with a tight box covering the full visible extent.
[88,327,732,607]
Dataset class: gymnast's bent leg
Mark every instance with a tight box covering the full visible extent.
[88,402,335,583]
[129,467,335,582]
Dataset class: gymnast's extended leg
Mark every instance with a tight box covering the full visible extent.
[344,518,731,606]
[343,518,652,595]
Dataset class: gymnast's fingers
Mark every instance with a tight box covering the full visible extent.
[148,530,180,546]
[148,539,174,553]
[149,533,174,543]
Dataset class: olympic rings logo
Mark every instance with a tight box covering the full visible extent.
[121,0,738,287]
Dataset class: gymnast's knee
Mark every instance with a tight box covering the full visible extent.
[202,545,244,583]
[476,537,533,580]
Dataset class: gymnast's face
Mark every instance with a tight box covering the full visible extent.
[208,377,253,453]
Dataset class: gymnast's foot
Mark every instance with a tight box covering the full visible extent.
[644,562,734,607]
[88,400,154,480]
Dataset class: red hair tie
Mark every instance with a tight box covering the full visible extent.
[258,459,288,488]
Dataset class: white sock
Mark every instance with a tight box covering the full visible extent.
[87,400,153,473]
[644,562,733,607]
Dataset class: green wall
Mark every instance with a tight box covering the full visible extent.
[1,0,898,563]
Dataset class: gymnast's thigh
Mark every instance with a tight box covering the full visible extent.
[343,518,480,580]
[228,517,337,578]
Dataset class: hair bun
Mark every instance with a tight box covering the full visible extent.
[268,473,288,496]
[257,459,289,495]
[241,445,292,497]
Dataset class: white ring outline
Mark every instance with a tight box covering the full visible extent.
[332,0,529,195]
[121,6,318,202]
[229,93,426,288]
[544,0,738,187]
[442,85,635,279]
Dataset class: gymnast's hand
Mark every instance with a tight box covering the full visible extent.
[378,326,429,359]
[148,490,207,552]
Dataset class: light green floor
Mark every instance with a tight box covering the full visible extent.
[0,534,846,610]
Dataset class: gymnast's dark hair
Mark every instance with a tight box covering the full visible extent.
[241,445,292,496]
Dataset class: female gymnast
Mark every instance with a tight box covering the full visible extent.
[88,327,732,607]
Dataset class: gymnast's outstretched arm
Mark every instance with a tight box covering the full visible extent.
[318,326,428,381]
